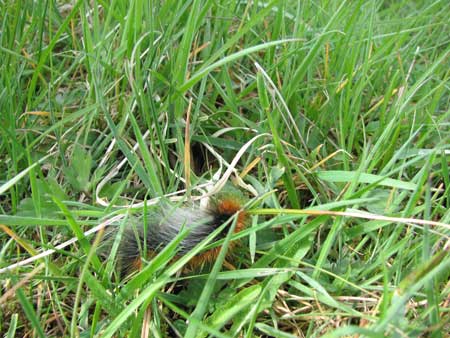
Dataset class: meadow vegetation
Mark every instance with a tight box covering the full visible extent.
[0,0,449,337]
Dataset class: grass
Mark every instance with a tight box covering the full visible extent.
[1,0,449,337]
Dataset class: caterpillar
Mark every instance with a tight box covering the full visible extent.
[101,190,249,277]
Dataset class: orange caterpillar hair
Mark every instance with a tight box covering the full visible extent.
[188,196,248,268]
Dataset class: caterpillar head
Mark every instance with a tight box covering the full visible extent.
[208,186,249,233]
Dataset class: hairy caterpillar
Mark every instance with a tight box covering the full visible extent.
[101,191,248,276]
